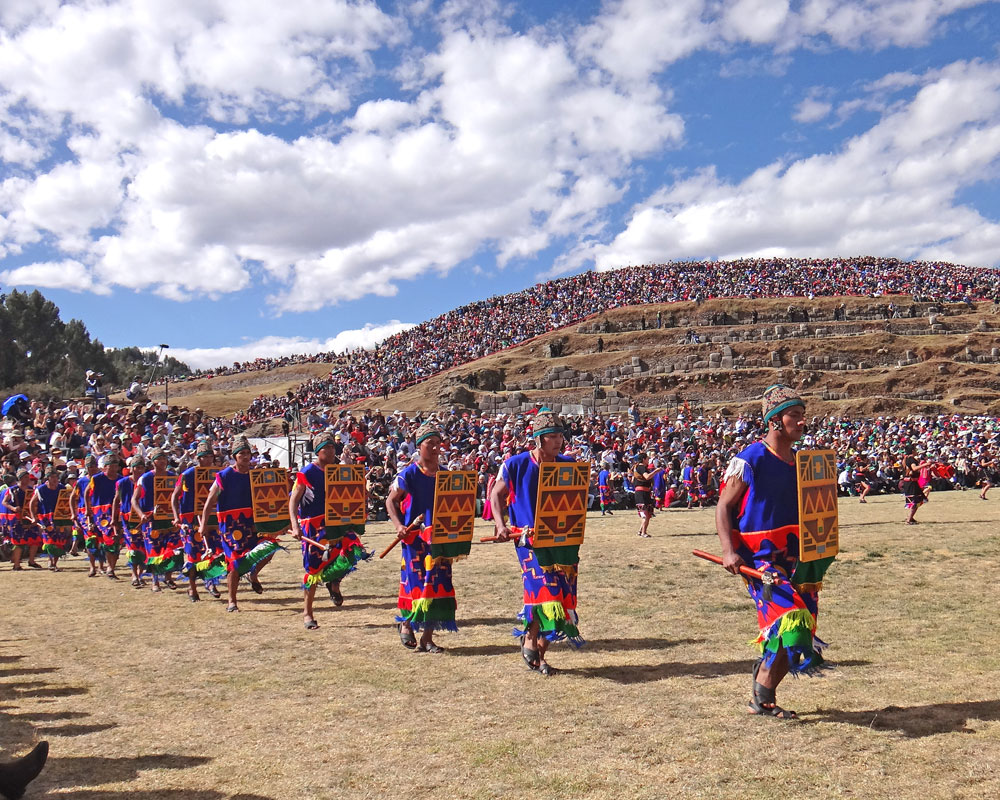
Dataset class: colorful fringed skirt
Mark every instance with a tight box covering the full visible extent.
[299,515,371,590]
[121,519,146,567]
[92,503,120,555]
[9,520,41,549]
[513,533,583,646]
[735,526,824,673]
[180,519,226,585]
[143,522,183,574]
[397,532,456,632]
[40,524,72,558]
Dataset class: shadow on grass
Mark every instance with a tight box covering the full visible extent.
[563,659,755,683]
[810,698,1000,737]
[0,667,59,678]
[242,597,300,606]
[446,637,702,658]
[0,655,25,663]
[8,710,91,722]
[43,754,214,788]
[37,721,119,737]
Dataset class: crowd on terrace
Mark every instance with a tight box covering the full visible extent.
[225,256,1000,429]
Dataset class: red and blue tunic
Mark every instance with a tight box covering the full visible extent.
[393,462,456,632]
[87,473,120,554]
[294,462,371,590]
[724,440,824,672]
[115,475,144,565]
[35,483,72,557]
[6,486,40,549]
[136,470,181,573]
[499,451,582,646]
[215,466,260,574]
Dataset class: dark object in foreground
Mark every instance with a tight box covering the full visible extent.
[0,741,48,800]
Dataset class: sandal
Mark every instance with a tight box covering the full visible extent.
[538,662,560,677]
[165,578,177,590]
[748,659,797,719]
[417,642,445,654]
[304,618,319,630]
[327,584,344,607]
[188,592,200,603]
[398,623,417,649]
[206,584,221,598]
[520,636,540,671]
[226,604,240,613]
[131,579,141,588]
[248,574,264,594]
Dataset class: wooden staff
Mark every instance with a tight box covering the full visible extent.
[378,514,425,559]
[480,526,530,543]
[692,549,788,584]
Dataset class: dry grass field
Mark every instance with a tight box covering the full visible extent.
[2,489,999,799]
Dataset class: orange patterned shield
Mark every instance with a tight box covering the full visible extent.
[251,468,291,532]
[152,476,175,522]
[796,449,840,563]
[324,464,366,527]
[532,462,588,548]
[430,470,476,547]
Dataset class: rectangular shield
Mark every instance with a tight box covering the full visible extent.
[152,475,176,530]
[251,468,290,534]
[430,470,476,558]
[194,467,220,516]
[53,487,73,528]
[796,449,840,562]
[532,462,589,549]
[324,464,366,527]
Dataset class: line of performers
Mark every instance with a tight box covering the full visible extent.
[1,394,831,708]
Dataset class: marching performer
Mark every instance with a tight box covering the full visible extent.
[714,385,825,720]
[85,455,122,580]
[385,422,455,652]
[171,441,224,602]
[71,455,101,567]
[289,433,372,630]
[112,455,147,588]
[28,467,71,571]
[489,409,583,676]
[135,448,180,592]
[632,452,662,538]
[5,469,41,570]
[199,435,278,613]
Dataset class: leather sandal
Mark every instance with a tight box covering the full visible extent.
[398,623,417,649]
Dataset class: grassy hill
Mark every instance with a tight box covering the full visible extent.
[129,295,1000,420]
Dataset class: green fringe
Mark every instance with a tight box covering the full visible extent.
[791,555,835,587]
[127,550,146,567]
[316,544,369,584]
[146,552,183,575]
[532,544,579,569]
[400,597,457,624]
[430,540,471,559]
[530,601,582,640]
[236,540,284,576]
[42,544,66,557]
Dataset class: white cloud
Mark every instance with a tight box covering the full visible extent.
[591,60,1000,270]
[163,321,415,371]
[794,93,834,123]
[0,259,110,294]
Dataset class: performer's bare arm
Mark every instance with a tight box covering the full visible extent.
[84,485,95,530]
[715,475,747,575]
[288,481,305,539]
[170,480,183,527]
[111,484,122,528]
[27,490,40,525]
[489,476,513,542]
[385,484,408,539]
[198,481,221,538]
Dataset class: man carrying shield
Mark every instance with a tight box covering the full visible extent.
[489,409,584,676]
[714,385,826,720]
[289,432,372,630]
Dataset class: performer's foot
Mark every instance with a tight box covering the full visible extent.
[106,571,118,580]
[27,562,41,569]
[165,578,177,590]
[248,574,264,594]
[537,661,560,676]
[304,617,319,630]
[187,590,200,603]
[327,583,344,607]
[416,641,445,654]
[0,740,48,800]
[86,568,96,577]
[398,623,417,649]
[206,584,221,599]
[226,604,240,613]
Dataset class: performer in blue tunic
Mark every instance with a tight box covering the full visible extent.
[385,422,455,653]
[86,455,122,580]
[289,432,372,630]
[715,384,824,720]
[71,456,101,569]
[171,441,224,602]
[29,468,71,571]
[489,409,583,677]
[4,470,41,571]
[200,435,278,613]
[113,455,146,588]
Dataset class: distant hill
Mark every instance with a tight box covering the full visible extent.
[138,295,1000,424]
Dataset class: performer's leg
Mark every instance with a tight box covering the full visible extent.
[105,550,118,578]
[86,550,97,577]
[26,544,39,568]
[10,545,21,570]
[226,568,239,611]
[303,583,318,628]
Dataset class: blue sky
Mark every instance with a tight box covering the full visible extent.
[1,0,999,370]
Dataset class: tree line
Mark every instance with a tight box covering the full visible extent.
[0,289,191,400]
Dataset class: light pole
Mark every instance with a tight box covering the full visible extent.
[159,344,170,406]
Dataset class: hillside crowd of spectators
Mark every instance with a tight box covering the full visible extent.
[229,256,1000,430]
